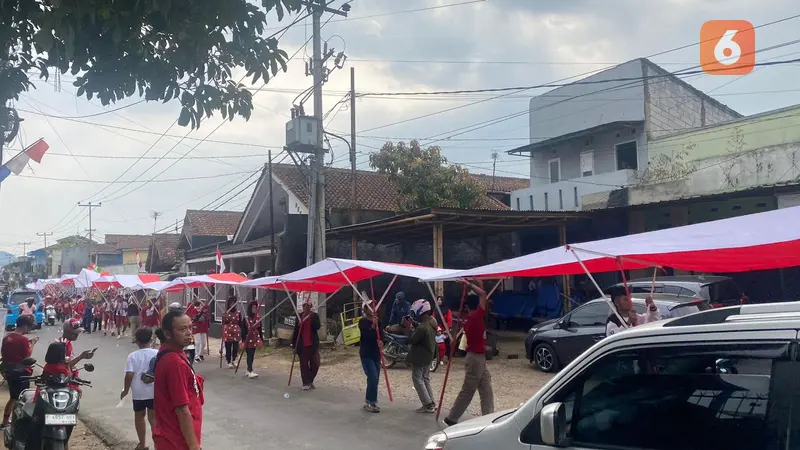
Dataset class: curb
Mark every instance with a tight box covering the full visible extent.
[78,411,140,449]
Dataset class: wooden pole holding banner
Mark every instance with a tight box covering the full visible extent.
[435,283,467,421]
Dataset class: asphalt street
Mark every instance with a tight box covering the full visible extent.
[29,327,441,449]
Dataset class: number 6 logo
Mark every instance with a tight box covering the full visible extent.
[700,20,755,75]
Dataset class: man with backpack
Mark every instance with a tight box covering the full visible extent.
[120,328,157,450]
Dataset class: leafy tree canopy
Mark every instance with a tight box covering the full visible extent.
[369,140,484,211]
[1,0,302,128]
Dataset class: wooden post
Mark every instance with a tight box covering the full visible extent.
[432,223,444,297]
[559,223,571,312]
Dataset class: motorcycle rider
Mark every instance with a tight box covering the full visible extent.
[405,299,438,413]
[1,315,38,427]
[57,319,96,375]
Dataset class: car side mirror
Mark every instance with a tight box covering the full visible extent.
[540,402,567,446]
[83,363,95,372]
[20,357,36,367]
[557,319,569,329]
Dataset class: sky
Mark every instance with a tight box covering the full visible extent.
[1,0,799,255]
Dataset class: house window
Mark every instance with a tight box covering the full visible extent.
[548,158,561,183]
[580,150,594,177]
[529,195,534,210]
[516,197,520,210]
[558,189,563,209]
[574,186,579,208]
[615,141,638,170]
[544,192,549,211]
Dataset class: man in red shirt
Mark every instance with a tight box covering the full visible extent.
[153,311,204,450]
[1,315,38,425]
[444,280,495,426]
[185,299,209,362]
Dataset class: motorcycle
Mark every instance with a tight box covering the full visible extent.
[382,333,439,373]
[4,358,94,450]
[44,306,56,327]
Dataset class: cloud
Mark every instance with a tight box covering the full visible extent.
[2,0,800,253]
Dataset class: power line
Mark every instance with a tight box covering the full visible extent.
[197,169,262,210]
[18,170,253,184]
[17,99,146,119]
[2,150,276,161]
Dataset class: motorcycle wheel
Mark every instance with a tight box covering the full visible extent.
[383,344,397,369]
[429,356,440,373]
[44,440,66,450]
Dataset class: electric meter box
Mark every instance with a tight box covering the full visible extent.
[285,116,320,153]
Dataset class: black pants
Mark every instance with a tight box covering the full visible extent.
[92,317,102,332]
[224,342,239,364]
[245,348,256,372]
[82,316,93,333]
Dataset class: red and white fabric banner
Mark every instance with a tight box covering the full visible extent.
[423,205,800,281]
[113,274,162,289]
[216,248,226,273]
[92,275,117,290]
[244,258,460,293]
[161,272,249,291]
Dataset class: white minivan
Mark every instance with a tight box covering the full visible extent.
[426,303,800,450]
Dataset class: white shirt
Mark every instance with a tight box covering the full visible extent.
[125,348,158,400]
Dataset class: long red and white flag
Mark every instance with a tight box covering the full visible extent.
[216,248,226,273]
[135,250,142,269]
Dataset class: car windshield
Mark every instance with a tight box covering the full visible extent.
[8,293,36,306]
[702,279,744,303]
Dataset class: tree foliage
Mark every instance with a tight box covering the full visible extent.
[0,0,302,129]
[369,140,484,211]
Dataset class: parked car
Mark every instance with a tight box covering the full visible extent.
[524,293,710,373]
[606,274,747,307]
[427,302,800,450]
[5,290,44,331]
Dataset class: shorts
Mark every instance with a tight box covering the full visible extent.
[132,399,154,412]
[6,375,30,399]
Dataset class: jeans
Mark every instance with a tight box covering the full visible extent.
[447,352,494,422]
[245,348,256,372]
[411,364,435,407]
[361,358,380,404]
[82,316,93,333]
[225,341,240,364]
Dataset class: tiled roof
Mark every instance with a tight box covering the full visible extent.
[90,243,118,254]
[271,164,529,212]
[185,210,243,237]
[151,234,181,264]
[104,234,151,250]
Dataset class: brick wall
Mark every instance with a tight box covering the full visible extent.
[643,61,740,140]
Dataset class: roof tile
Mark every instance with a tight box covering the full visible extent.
[185,210,243,236]
[104,234,151,250]
[271,164,529,212]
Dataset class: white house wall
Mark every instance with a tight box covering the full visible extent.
[529,59,646,145]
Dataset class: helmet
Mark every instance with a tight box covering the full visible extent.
[168,302,182,311]
[410,299,431,319]
[63,318,82,333]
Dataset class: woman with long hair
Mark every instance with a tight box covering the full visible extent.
[221,295,242,369]
[240,300,263,379]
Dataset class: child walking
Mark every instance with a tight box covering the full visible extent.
[120,328,158,450]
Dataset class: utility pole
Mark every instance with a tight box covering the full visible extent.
[268,151,276,339]
[349,67,357,226]
[306,0,347,338]
[149,211,161,273]
[36,232,53,250]
[78,201,101,263]
[17,241,31,274]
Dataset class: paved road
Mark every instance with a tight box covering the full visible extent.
[29,328,440,449]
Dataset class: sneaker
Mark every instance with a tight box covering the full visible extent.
[248,372,259,379]
[116,334,121,340]
[195,357,202,363]
[309,383,315,390]
[227,363,234,369]
[302,385,311,391]
[366,403,380,413]
[443,417,457,427]
[416,404,436,414]
[198,355,205,361]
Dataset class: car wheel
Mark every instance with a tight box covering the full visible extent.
[533,343,559,373]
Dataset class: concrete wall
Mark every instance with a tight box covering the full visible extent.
[513,169,637,211]
[584,140,800,209]
[648,105,800,162]
[529,59,645,145]
[60,246,89,275]
[643,62,740,140]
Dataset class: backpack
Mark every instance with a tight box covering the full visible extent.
[141,349,174,384]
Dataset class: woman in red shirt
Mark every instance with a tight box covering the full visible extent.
[240,301,262,379]
[153,311,204,450]
[221,296,242,369]
[185,300,209,362]
[142,298,161,328]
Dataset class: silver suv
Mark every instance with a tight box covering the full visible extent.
[426,302,799,450]
[606,274,746,307]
